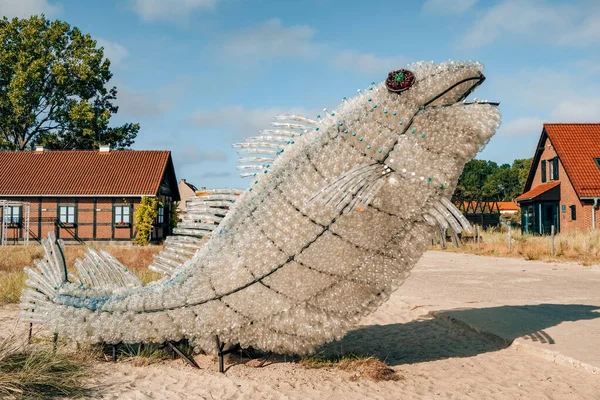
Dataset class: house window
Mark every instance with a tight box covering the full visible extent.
[541,160,547,183]
[570,205,577,221]
[549,157,559,180]
[157,206,164,224]
[58,206,75,224]
[114,205,130,225]
[595,158,600,170]
[3,206,20,224]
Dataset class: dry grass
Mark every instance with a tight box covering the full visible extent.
[0,334,94,399]
[0,243,163,305]
[300,354,402,381]
[433,227,600,265]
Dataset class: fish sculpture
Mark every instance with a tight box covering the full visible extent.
[20,61,501,356]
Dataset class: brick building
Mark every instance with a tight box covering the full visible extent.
[515,123,600,234]
[0,147,179,244]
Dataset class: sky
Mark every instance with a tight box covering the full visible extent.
[1,0,599,189]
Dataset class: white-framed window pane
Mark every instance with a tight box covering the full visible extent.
[59,206,75,223]
[115,206,123,223]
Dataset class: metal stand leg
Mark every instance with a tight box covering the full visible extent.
[28,323,33,344]
[167,342,199,369]
[112,345,117,362]
[215,336,227,373]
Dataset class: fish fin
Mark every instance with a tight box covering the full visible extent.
[233,114,316,178]
[149,188,241,276]
[19,233,68,323]
[439,197,473,233]
[309,163,392,213]
[425,199,472,248]
[75,248,143,290]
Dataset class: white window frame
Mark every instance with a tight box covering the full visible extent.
[59,205,75,224]
[114,205,131,224]
[4,206,21,224]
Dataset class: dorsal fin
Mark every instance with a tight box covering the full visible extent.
[149,188,242,276]
[233,114,317,178]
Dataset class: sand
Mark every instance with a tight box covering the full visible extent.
[1,252,600,399]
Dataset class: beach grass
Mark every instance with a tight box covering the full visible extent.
[0,244,163,305]
[300,353,402,381]
[0,335,94,399]
[433,227,600,265]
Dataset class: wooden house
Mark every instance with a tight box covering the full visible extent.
[0,147,179,244]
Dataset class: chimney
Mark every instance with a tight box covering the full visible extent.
[99,145,110,153]
[35,146,45,152]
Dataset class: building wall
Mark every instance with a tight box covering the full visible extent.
[0,196,172,243]
[528,137,598,232]
[177,181,196,215]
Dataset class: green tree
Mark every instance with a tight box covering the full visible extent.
[511,158,533,194]
[0,15,138,151]
[453,159,499,201]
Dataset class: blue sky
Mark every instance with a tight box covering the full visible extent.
[2,0,599,189]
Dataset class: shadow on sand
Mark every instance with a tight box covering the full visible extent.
[317,304,600,366]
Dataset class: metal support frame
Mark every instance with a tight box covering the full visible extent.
[167,341,199,369]
[214,336,239,373]
[0,200,31,246]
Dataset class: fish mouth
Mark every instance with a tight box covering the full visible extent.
[456,73,486,102]
[425,72,498,108]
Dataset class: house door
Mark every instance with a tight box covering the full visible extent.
[539,202,559,235]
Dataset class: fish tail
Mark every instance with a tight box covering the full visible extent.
[20,232,142,326]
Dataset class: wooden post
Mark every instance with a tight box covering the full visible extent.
[551,225,555,256]
[508,225,512,253]
[476,226,480,251]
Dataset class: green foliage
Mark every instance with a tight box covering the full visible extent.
[0,15,139,151]
[170,201,179,229]
[133,197,159,246]
[453,158,533,202]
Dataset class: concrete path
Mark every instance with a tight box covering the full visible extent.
[401,251,600,372]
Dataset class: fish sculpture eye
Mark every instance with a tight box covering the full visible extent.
[385,69,415,93]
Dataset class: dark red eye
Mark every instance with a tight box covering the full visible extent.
[386,69,415,93]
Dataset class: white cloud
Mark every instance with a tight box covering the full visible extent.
[116,87,173,118]
[116,80,189,118]
[96,38,129,67]
[176,147,228,167]
[189,105,315,140]
[129,0,218,22]
[0,0,61,18]
[459,0,599,49]
[499,117,545,137]
[198,171,231,178]
[221,19,321,61]
[551,96,600,121]
[331,51,406,75]
[422,0,477,15]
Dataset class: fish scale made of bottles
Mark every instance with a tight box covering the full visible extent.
[20,61,501,355]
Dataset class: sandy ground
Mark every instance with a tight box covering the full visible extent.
[1,252,600,399]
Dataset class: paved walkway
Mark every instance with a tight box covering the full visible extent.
[400,251,600,372]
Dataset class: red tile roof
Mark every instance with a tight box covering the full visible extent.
[497,201,520,211]
[515,181,560,202]
[544,123,600,198]
[0,150,174,197]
